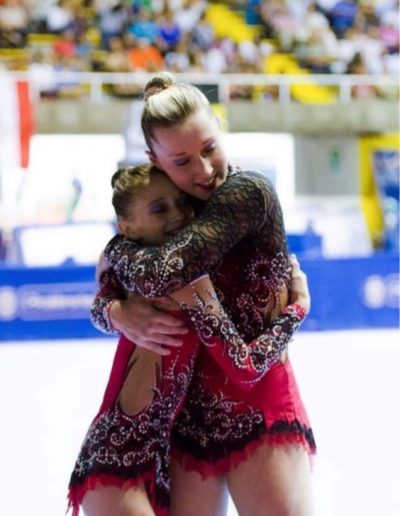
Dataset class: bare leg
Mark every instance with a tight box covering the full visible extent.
[169,459,229,516]
[82,484,155,516]
[227,442,314,516]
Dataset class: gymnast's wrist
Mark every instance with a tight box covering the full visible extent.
[107,300,121,332]
[290,301,308,320]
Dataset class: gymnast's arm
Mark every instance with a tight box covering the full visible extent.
[91,267,189,354]
[169,258,309,390]
[92,265,306,386]
[104,170,288,298]
[90,268,126,335]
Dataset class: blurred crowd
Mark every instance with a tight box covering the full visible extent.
[0,0,398,100]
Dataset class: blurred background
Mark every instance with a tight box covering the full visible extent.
[0,0,399,515]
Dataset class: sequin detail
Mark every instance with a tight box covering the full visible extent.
[104,168,288,297]
[172,379,264,451]
[69,348,197,511]
[89,166,315,476]
[90,269,125,335]
[181,290,306,387]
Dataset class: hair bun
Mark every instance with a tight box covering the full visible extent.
[144,72,176,100]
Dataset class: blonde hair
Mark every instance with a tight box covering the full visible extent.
[141,72,212,150]
[111,164,158,219]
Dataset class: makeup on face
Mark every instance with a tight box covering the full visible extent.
[149,110,229,200]
[120,171,194,246]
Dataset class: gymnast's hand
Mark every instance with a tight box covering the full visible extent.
[109,293,188,355]
[289,255,311,314]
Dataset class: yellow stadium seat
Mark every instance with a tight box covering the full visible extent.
[86,27,101,46]
[206,4,260,43]
[27,33,58,46]
[0,48,29,59]
[265,54,336,104]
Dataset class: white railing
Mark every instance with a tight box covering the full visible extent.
[1,70,399,104]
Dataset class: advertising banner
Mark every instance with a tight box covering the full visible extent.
[359,134,400,252]
[0,265,99,340]
[0,255,398,341]
[302,254,399,331]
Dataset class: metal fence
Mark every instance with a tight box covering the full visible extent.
[2,70,399,104]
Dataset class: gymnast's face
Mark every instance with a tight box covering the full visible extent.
[119,171,194,246]
[147,108,229,201]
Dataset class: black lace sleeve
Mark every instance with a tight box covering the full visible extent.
[90,269,126,335]
[184,298,306,389]
[170,274,304,389]
[104,169,288,297]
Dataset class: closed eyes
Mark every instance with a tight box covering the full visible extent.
[174,144,216,167]
[149,203,167,214]
[174,158,190,167]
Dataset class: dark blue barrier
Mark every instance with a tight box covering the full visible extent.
[0,265,100,341]
[301,254,399,331]
[0,255,398,341]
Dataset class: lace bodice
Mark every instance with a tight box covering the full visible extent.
[175,269,305,388]
[104,168,288,297]
[91,167,306,387]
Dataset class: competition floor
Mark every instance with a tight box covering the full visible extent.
[1,329,399,516]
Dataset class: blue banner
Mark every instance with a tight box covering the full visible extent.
[301,254,399,331]
[0,255,398,341]
[0,265,100,340]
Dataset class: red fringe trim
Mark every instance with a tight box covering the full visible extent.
[67,436,316,515]
[172,431,315,480]
[67,472,167,516]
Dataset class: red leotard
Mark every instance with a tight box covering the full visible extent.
[68,167,315,514]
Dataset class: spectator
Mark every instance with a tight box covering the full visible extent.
[237,34,266,69]
[347,52,381,99]
[187,48,205,71]
[27,0,55,33]
[28,49,58,98]
[164,37,190,71]
[339,21,386,74]
[378,0,399,30]
[228,58,259,99]
[360,25,386,74]
[174,0,206,34]
[328,0,358,39]
[191,10,214,51]
[103,35,143,97]
[53,54,88,98]
[46,0,75,34]
[0,0,397,88]
[75,31,93,62]
[294,26,339,73]
[103,34,129,71]
[0,0,30,47]
[259,0,298,50]
[380,6,400,54]
[127,35,164,71]
[358,3,380,32]
[127,8,159,44]
[158,8,182,51]
[96,0,130,50]
[382,45,400,75]
[52,28,76,59]
[202,38,228,74]
[296,1,330,42]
